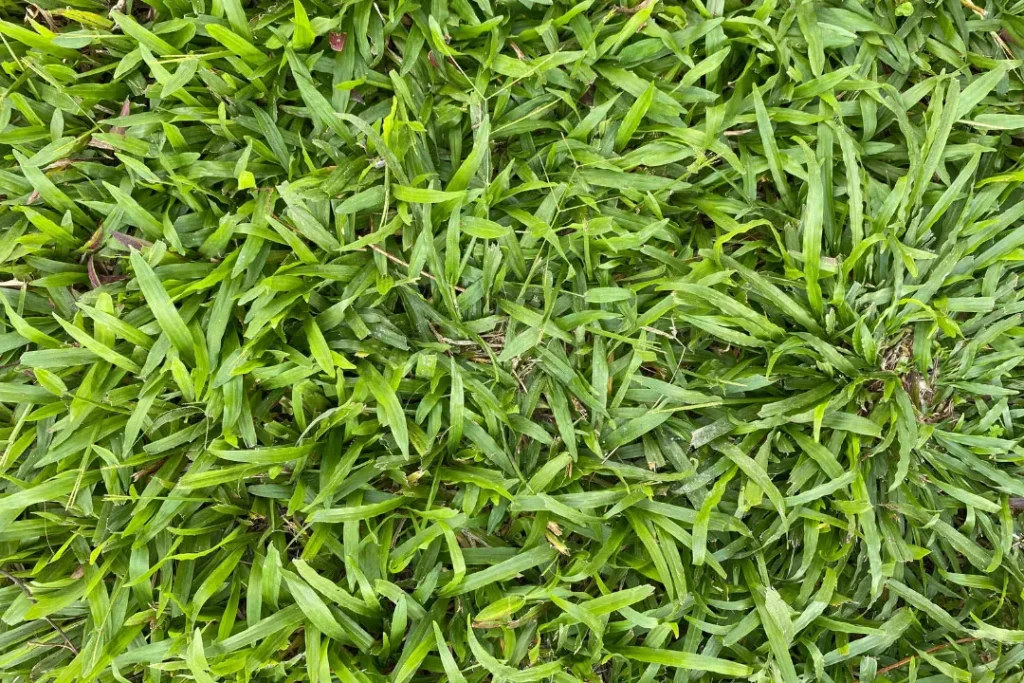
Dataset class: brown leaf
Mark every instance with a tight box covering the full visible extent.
[87,255,101,289]
[111,98,131,135]
[110,231,151,251]
[89,137,117,151]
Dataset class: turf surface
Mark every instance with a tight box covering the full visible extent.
[2,0,1024,681]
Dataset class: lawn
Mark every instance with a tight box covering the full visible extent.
[1,0,1024,681]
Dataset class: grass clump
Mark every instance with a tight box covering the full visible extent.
[2,0,1024,681]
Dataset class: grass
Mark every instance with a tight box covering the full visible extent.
[0,0,1024,680]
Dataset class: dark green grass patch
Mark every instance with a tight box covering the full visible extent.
[2,0,1024,681]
